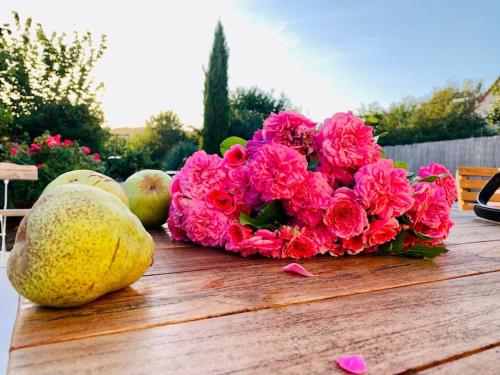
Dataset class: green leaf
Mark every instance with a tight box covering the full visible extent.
[373,131,389,143]
[379,230,406,254]
[393,161,409,170]
[397,214,412,226]
[220,136,247,156]
[380,149,386,158]
[397,243,448,259]
[254,200,286,226]
[411,229,440,241]
[239,212,257,228]
[239,200,287,229]
[365,114,380,125]
[416,174,448,183]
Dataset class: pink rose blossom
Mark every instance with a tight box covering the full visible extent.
[324,187,368,239]
[93,153,101,161]
[36,163,44,169]
[224,144,248,167]
[317,163,354,188]
[262,110,316,155]
[166,205,187,241]
[83,146,91,155]
[178,150,226,199]
[226,224,283,257]
[284,171,333,226]
[10,149,17,156]
[342,235,364,255]
[47,134,61,148]
[406,182,453,245]
[364,217,399,247]
[301,224,338,255]
[182,200,229,247]
[418,163,457,206]
[315,111,381,169]
[63,139,73,146]
[248,143,307,201]
[280,226,317,259]
[206,190,235,214]
[28,143,41,153]
[354,159,414,219]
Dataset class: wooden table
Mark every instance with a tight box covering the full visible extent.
[7,211,500,374]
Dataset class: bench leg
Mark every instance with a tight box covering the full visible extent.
[1,180,8,267]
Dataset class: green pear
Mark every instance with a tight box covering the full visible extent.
[123,170,172,227]
[43,170,129,207]
[7,184,154,307]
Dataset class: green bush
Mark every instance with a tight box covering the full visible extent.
[1,133,104,208]
[161,140,198,171]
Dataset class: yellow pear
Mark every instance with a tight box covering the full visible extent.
[43,170,129,207]
[7,184,154,307]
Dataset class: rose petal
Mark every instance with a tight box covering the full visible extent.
[335,355,367,374]
[282,263,315,277]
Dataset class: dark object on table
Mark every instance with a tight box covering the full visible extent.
[474,172,500,223]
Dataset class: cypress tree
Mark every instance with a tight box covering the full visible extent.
[202,21,229,154]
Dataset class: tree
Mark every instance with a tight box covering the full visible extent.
[228,87,291,140]
[0,12,108,150]
[202,21,229,154]
[359,81,497,146]
[486,80,500,129]
[141,111,190,162]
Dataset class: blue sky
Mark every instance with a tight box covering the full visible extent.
[238,0,499,103]
[1,0,499,127]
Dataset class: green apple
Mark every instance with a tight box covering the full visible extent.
[123,170,172,227]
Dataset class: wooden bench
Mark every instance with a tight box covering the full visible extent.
[456,166,500,210]
[0,162,38,265]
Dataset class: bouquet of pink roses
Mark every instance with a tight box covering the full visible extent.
[167,111,456,259]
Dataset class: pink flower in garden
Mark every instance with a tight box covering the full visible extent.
[28,143,41,154]
[315,111,381,169]
[363,217,400,247]
[248,143,307,201]
[417,163,457,206]
[354,159,414,219]
[63,139,74,146]
[47,134,61,148]
[323,187,368,239]
[182,200,230,247]
[206,190,235,214]
[83,146,91,155]
[223,144,248,167]
[178,150,227,199]
[10,149,17,156]
[261,110,317,155]
[93,153,101,161]
[226,225,283,258]
[36,163,44,169]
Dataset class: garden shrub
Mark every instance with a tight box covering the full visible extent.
[1,133,104,208]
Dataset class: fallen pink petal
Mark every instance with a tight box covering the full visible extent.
[335,355,367,374]
[282,263,315,277]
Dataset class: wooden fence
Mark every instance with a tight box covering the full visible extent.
[384,136,500,174]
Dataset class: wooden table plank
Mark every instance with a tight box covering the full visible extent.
[419,346,500,374]
[8,272,500,374]
[145,217,499,277]
[10,238,500,350]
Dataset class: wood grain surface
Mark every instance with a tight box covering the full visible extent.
[7,211,500,374]
[8,272,500,374]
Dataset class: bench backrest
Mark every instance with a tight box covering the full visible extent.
[456,166,500,210]
[0,162,38,181]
